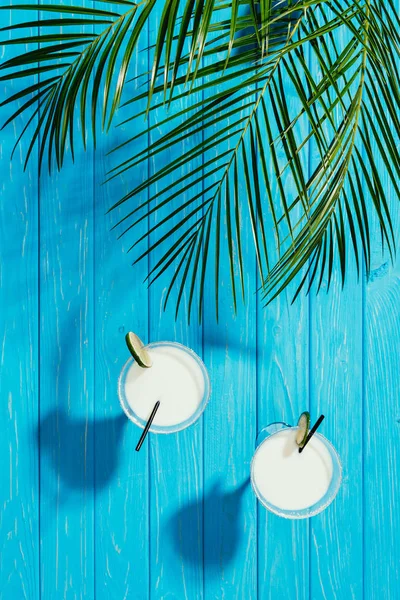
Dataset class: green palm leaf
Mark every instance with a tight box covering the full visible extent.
[0,1,150,167]
[1,0,400,320]
[107,0,400,319]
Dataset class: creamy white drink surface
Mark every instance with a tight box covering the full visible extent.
[124,344,205,427]
[252,428,333,511]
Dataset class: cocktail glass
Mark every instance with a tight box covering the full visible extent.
[118,341,211,434]
[251,422,342,519]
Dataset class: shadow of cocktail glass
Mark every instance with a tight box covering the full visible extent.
[37,408,127,498]
[167,478,249,572]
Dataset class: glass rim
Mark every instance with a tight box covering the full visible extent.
[250,426,342,519]
[118,340,211,434]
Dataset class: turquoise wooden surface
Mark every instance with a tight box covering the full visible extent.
[0,8,39,597]
[1,3,400,600]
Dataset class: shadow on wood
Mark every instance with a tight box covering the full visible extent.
[167,478,249,573]
[37,408,127,496]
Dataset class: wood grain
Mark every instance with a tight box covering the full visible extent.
[307,21,364,599]
[364,23,400,593]
[0,1,400,599]
[38,2,95,595]
[309,255,364,600]
[92,8,150,597]
[256,72,310,597]
[0,5,39,598]
[202,50,258,597]
[147,8,204,598]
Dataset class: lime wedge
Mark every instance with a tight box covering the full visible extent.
[296,411,310,447]
[125,332,152,368]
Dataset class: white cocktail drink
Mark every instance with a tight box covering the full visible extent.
[251,427,341,517]
[119,341,210,433]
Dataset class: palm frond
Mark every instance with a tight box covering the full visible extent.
[0,0,153,168]
[1,0,261,166]
[107,0,400,319]
[2,0,400,320]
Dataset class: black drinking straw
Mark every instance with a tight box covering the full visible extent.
[135,401,160,452]
[299,414,325,454]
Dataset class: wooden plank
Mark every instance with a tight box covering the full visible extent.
[309,260,363,599]
[38,2,95,595]
[39,163,95,598]
[93,10,150,598]
[256,51,310,598]
[364,255,400,597]
[145,8,205,598]
[202,235,258,597]
[256,294,310,600]
[364,27,400,594]
[202,116,258,599]
[39,145,95,599]
[0,5,39,599]
[147,352,204,600]
[308,19,364,597]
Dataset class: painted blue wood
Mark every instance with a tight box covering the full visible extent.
[257,284,310,598]
[307,21,364,598]
[92,8,150,597]
[147,8,204,597]
[309,253,364,600]
[202,95,258,599]
[364,19,400,592]
[0,5,39,598]
[38,0,95,593]
[1,2,400,599]
[203,261,258,598]
[364,251,400,599]
[39,149,95,594]
[256,53,310,600]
